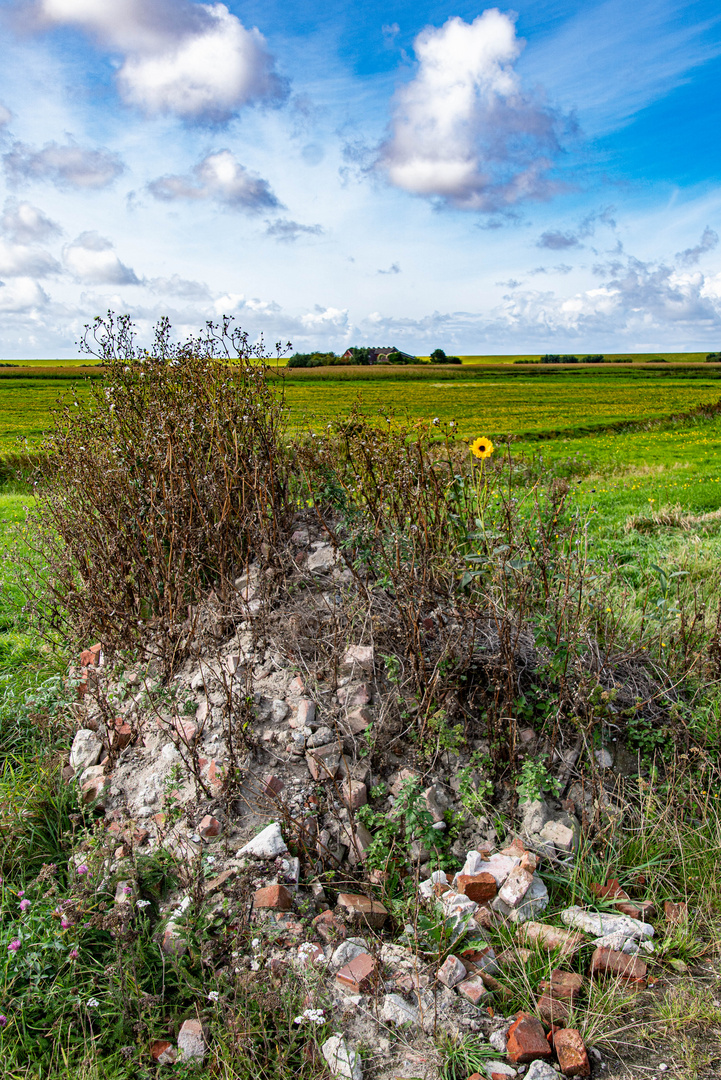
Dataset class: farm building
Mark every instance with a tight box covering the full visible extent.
[341,346,417,364]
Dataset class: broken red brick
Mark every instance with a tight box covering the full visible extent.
[456,872,497,902]
[262,774,284,797]
[437,954,467,988]
[337,892,387,929]
[198,815,221,839]
[500,837,528,858]
[520,921,585,958]
[520,851,539,873]
[664,900,688,925]
[150,1039,176,1065]
[80,643,102,667]
[253,883,293,911]
[536,992,569,1025]
[590,878,627,901]
[342,779,367,811]
[507,1013,553,1064]
[554,1028,590,1077]
[590,946,646,983]
[539,969,584,1001]
[312,910,347,943]
[112,720,133,750]
[615,901,643,920]
[336,952,378,993]
[457,976,489,1005]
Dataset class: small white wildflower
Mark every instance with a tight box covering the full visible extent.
[205,856,216,865]
[251,937,260,949]
[87,998,100,1008]
[250,960,260,971]
[207,990,220,1002]
[294,1008,325,1025]
[136,899,151,909]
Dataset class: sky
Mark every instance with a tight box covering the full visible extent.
[0,0,720,357]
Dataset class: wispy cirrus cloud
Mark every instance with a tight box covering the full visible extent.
[265,218,324,243]
[34,0,288,122]
[148,150,281,211]
[676,226,718,267]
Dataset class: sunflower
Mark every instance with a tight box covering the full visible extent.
[470,436,494,459]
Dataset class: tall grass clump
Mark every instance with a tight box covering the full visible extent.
[14,314,292,673]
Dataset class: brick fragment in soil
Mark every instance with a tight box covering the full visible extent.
[590,946,647,982]
[506,1013,553,1064]
[336,952,378,993]
[552,1028,591,1077]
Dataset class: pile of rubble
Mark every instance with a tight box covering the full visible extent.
[60,543,688,1077]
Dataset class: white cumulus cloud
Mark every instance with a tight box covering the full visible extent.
[0,239,60,277]
[38,0,287,122]
[1,198,61,243]
[0,277,49,312]
[0,102,12,128]
[378,10,566,211]
[3,140,124,189]
[148,150,281,211]
[63,231,140,284]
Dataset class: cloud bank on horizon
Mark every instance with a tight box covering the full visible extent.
[0,0,719,355]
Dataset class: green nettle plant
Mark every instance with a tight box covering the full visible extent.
[516,757,562,803]
[15,314,292,673]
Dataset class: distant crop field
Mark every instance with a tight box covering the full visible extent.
[279,371,721,439]
[2,367,721,452]
[0,378,89,452]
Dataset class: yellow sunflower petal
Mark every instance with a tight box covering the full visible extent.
[470,436,494,459]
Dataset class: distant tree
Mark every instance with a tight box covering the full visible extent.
[345,347,372,365]
[706,352,721,362]
[430,348,461,364]
[581,354,604,363]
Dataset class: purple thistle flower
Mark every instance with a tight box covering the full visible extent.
[76,865,89,876]
[61,917,70,929]
[19,899,30,912]
[68,948,78,960]
[0,1015,7,1027]
[8,939,21,953]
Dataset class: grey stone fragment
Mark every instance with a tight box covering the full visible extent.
[539,819,577,852]
[70,729,103,772]
[595,747,614,769]
[525,1062,558,1080]
[520,799,550,835]
[322,1035,362,1080]
[508,874,549,924]
[308,545,340,573]
[307,726,334,748]
[380,994,420,1026]
[270,699,289,722]
[498,866,534,908]
[330,938,368,971]
[489,1028,509,1053]
[561,905,654,940]
[482,1063,516,1078]
[177,1019,205,1061]
[341,645,374,674]
[238,822,288,858]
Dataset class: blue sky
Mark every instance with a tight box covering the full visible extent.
[0,0,719,356]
